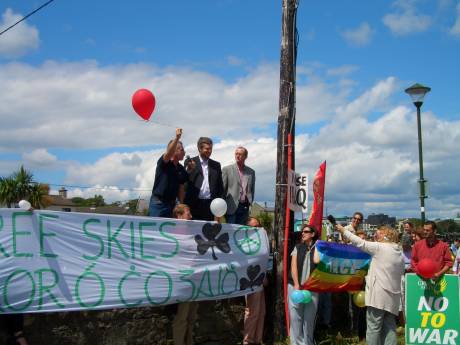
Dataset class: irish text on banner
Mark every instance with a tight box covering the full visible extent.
[0,209,269,314]
[308,161,326,238]
[405,273,459,345]
[302,241,371,292]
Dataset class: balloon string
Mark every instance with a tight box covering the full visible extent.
[150,119,177,128]
[136,118,177,128]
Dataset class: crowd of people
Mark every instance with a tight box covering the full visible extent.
[3,127,459,345]
[148,128,460,345]
[289,214,458,345]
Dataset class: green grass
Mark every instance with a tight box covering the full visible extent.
[272,327,406,345]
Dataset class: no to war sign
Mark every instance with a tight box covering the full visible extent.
[0,209,269,314]
[405,273,460,345]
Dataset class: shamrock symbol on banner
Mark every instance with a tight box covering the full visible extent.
[239,265,265,291]
[194,223,231,260]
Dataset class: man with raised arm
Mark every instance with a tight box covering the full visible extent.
[148,128,187,218]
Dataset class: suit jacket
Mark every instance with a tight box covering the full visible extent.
[222,163,255,215]
[184,156,224,206]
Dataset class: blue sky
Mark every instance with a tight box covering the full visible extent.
[1,0,459,219]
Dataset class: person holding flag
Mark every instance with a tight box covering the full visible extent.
[335,224,404,345]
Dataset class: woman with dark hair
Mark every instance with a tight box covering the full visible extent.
[288,224,319,345]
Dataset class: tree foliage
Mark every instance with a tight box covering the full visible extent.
[0,166,51,209]
[257,212,274,235]
[71,195,106,207]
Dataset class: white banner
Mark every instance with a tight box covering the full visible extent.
[0,209,269,314]
[287,170,308,213]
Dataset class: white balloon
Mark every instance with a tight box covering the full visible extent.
[210,198,227,217]
[18,200,32,210]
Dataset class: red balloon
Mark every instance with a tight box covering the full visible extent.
[132,89,155,121]
[417,258,437,279]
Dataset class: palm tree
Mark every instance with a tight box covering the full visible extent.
[0,166,50,209]
[13,166,34,200]
[0,176,18,207]
[29,183,52,209]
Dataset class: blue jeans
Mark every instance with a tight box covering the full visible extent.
[226,203,249,225]
[148,196,174,218]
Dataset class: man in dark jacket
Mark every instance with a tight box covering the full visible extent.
[184,137,224,221]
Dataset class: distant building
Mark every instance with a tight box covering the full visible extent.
[366,213,396,227]
[46,187,76,212]
[250,202,275,217]
[45,187,134,215]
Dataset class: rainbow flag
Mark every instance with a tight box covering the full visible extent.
[302,241,371,292]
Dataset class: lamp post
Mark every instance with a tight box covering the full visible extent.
[405,83,431,223]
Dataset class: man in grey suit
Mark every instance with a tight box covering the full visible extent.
[222,147,255,225]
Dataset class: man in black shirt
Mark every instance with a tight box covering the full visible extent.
[148,128,187,218]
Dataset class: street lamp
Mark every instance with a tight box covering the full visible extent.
[405,83,431,223]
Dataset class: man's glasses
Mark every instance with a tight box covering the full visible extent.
[353,217,363,222]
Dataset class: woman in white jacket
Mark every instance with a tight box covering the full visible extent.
[336,224,404,345]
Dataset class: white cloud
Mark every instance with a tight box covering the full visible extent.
[449,3,460,37]
[0,59,458,219]
[0,61,347,153]
[383,0,431,36]
[335,77,398,121]
[226,55,244,66]
[0,9,40,58]
[341,22,374,46]
[326,65,358,77]
[22,148,57,167]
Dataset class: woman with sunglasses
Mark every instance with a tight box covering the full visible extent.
[287,224,320,345]
[336,224,404,345]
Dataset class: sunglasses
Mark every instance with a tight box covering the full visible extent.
[302,230,314,234]
[353,217,363,222]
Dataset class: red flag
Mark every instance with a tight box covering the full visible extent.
[308,161,326,237]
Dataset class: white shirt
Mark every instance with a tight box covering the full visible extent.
[454,249,460,274]
[198,156,211,199]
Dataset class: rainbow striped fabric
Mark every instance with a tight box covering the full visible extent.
[302,240,371,292]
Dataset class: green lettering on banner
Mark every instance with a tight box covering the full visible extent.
[118,265,142,307]
[75,263,105,308]
[3,269,35,311]
[233,226,261,256]
[221,263,238,295]
[82,218,104,260]
[39,214,59,258]
[139,222,156,259]
[106,220,129,259]
[0,215,11,257]
[130,221,136,258]
[194,268,214,299]
[12,211,33,257]
[36,268,65,309]
[176,269,196,302]
[144,271,172,305]
[159,222,179,259]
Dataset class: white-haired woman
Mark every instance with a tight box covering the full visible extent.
[336,224,404,345]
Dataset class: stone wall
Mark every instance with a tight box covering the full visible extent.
[1,299,246,345]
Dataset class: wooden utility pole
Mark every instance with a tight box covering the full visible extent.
[273,0,298,340]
